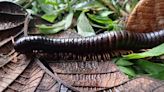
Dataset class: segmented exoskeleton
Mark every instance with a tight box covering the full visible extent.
[14,30,164,55]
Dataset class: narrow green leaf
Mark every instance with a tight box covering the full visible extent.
[118,66,136,77]
[150,70,164,80]
[36,20,65,34]
[100,11,114,17]
[65,12,74,29]
[136,59,164,74]
[37,0,54,14]
[91,23,108,29]
[37,19,65,28]
[73,1,105,11]
[87,13,112,24]
[41,14,57,23]
[124,43,164,59]
[77,12,95,37]
[125,3,131,13]
[45,0,59,6]
[36,24,54,29]
[116,58,133,66]
[38,26,64,34]
[73,1,91,10]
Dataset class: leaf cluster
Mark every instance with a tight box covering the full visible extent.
[14,0,138,36]
[115,43,164,80]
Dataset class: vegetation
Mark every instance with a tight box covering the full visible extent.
[8,0,164,80]
[116,43,164,80]
[9,0,138,36]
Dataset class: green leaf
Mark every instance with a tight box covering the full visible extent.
[36,24,53,29]
[73,1,105,11]
[41,14,57,23]
[65,12,74,29]
[116,58,133,66]
[125,3,131,13]
[118,66,136,77]
[100,11,114,17]
[136,59,164,74]
[91,23,108,29]
[38,26,64,34]
[87,13,112,24]
[136,59,164,80]
[77,12,95,37]
[45,0,59,6]
[37,0,54,14]
[36,20,65,34]
[29,1,40,14]
[73,1,92,10]
[124,43,164,59]
[150,70,164,80]
[87,13,119,30]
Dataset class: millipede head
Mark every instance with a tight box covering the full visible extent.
[14,37,32,53]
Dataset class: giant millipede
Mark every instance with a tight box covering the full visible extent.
[14,30,164,60]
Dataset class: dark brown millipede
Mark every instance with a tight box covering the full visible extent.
[14,30,164,55]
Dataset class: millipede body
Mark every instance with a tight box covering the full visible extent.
[14,30,164,55]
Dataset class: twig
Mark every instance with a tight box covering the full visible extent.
[23,13,30,36]
[0,30,23,47]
